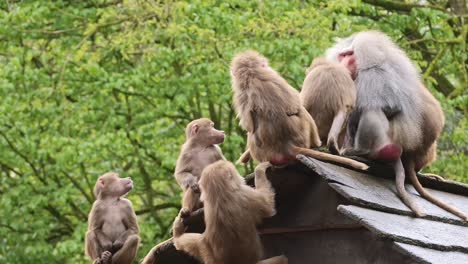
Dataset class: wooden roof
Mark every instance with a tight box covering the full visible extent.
[149,155,468,264]
[299,155,468,263]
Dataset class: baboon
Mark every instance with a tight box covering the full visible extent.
[328,30,467,220]
[300,57,356,153]
[174,118,226,213]
[85,172,140,264]
[172,160,288,264]
[231,50,368,171]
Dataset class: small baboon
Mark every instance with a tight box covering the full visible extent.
[172,160,288,264]
[174,118,226,213]
[231,50,368,171]
[328,30,467,220]
[85,172,140,264]
[300,57,356,153]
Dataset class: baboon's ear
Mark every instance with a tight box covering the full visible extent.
[99,178,105,187]
[190,124,199,136]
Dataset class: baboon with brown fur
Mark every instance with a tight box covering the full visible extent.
[85,172,140,264]
[141,119,225,264]
[300,57,356,153]
[172,160,288,264]
[231,50,368,171]
[174,118,226,213]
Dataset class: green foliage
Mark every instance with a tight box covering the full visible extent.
[0,0,466,263]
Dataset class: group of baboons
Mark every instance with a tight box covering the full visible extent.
[84,31,467,264]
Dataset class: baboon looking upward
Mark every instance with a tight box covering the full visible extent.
[231,50,368,171]
[85,172,140,264]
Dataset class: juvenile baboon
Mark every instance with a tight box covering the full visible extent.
[328,31,467,220]
[172,160,288,264]
[300,57,356,153]
[175,118,226,213]
[85,172,140,264]
[231,50,368,171]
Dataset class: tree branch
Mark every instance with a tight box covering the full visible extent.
[423,45,447,79]
[0,162,23,177]
[67,198,88,221]
[362,0,447,13]
[408,38,463,44]
[80,162,95,200]
[135,203,180,215]
[113,88,157,108]
[0,130,42,180]
[62,171,94,204]
[403,28,457,95]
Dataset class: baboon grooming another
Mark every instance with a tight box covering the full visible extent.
[300,57,356,153]
[85,172,140,264]
[328,31,467,220]
[231,50,368,171]
[175,118,226,213]
[172,161,288,264]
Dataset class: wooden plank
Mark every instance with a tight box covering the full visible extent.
[394,242,468,264]
[257,163,358,230]
[349,155,468,196]
[299,156,468,225]
[338,205,468,253]
[261,228,414,264]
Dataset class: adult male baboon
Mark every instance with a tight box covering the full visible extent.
[328,31,467,220]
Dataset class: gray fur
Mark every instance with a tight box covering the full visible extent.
[328,31,424,149]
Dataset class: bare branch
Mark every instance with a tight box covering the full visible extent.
[362,0,447,13]
[408,38,463,44]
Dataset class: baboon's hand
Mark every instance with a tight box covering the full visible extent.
[112,240,124,252]
[172,214,188,237]
[101,251,112,264]
[179,208,191,219]
[190,182,200,194]
[255,162,272,173]
[327,137,339,155]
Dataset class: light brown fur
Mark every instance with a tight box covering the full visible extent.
[172,161,288,264]
[231,50,368,170]
[85,172,140,264]
[174,118,226,213]
[300,57,356,152]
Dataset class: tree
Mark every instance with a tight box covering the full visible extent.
[0,1,465,263]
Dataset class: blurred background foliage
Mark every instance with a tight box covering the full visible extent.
[0,0,466,263]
